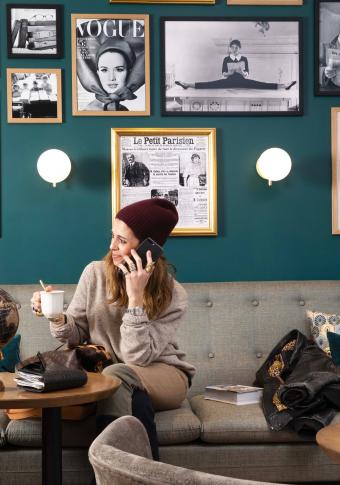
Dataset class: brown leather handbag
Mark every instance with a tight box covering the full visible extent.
[17,343,113,374]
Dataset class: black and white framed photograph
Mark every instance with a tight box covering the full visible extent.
[161,18,302,116]
[7,4,63,59]
[315,0,340,95]
[7,68,62,123]
[111,128,217,235]
[71,14,150,116]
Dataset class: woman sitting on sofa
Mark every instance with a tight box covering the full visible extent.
[31,198,195,469]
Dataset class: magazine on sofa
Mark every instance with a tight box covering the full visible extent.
[204,384,263,405]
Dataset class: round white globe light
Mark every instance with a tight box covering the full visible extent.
[256,148,292,186]
[37,149,71,187]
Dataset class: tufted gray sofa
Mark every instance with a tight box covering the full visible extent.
[1,280,340,484]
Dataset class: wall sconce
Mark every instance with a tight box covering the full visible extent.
[256,148,292,186]
[37,149,71,188]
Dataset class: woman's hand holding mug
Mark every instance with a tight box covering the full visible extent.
[31,285,53,316]
[31,285,65,324]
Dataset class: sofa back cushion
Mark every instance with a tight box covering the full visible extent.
[176,281,340,396]
[3,280,340,397]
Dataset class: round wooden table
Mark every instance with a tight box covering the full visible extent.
[0,372,121,485]
[316,423,340,463]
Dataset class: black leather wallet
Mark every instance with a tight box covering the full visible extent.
[15,352,87,393]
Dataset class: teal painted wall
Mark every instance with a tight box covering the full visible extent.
[1,0,339,284]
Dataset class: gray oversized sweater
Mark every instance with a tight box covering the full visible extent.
[50,261,196,378]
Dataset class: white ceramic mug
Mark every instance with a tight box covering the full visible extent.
[40,290,64,319]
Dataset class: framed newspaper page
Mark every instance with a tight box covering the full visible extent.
[7,68,62,123]
[71,14,150,116]
[161,17,302,116]
[111,128,217,236]
[332,108,340,233]
[316,0,340,95]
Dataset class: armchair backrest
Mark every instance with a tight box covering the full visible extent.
[89,416,287,485]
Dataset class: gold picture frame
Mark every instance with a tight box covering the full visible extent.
[7,68,62,123]
[227,0,302,4]
[332,108,340,234]
[111,128,217,236]
[71,14,150,116]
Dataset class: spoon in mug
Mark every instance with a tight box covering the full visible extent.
[39,280,47,291]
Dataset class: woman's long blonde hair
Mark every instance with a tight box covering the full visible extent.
[104,251,174,320]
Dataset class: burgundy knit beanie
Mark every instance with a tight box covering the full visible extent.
[116,198,178,246]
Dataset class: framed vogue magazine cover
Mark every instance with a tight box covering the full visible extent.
[315,0,340,95]
[71,14,150,116]
[7,3,63,59]
[7,68,62,123]
[111,128,217,236]
[161,17,303,116]
[332,108,340,233]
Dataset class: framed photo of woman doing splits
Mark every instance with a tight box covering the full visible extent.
[71,14,150,116]
[161,17,303,116]
[316,0,340,95]
[111,128,217,236]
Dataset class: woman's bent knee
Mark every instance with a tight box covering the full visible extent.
[102,363,130,377]
[102,363,144,388]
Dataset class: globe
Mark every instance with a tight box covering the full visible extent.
[0,289,19,390]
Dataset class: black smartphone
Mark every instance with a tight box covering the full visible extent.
[136,237,163,267]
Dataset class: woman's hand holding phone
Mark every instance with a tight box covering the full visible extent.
[135,238,163,267]
[118,248,154,308]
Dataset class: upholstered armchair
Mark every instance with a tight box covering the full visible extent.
[89,415,288,485]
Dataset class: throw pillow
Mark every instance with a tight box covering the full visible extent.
[307,310,340,354]
[0,334,21,372]
[327,331,340,366]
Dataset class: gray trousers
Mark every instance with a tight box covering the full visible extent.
[96,363,144,417]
